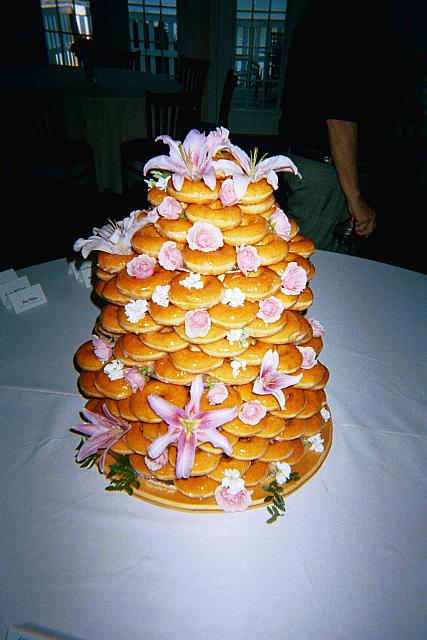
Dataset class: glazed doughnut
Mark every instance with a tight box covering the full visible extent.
[239,194,276,216]
[155,218,192,243]
[231,436,269,461]
[174,476,220,498]
[298,335,324,354]
[129,380,189,423]
[258,310,302,344]
[255,233,289,265]
[129,452,175,482]
[198,431,239,455]
[169,348,224,374]
[132,226,183,257]
[94,369,133,400]
[242,460,269,486]
[182,244,236,275]
[110,437,134,456]
[148,301,186,326]
[169,448,221,477]
[312,366,330,390]
[259,440,295,462]
[78,370,104,398]
[116,333,165,362]
[199,385,241,413]
[140,328,189,353]
[287,287,314,312]
[124,423,151,454]
[185,203,242,230]
[96,267,114,282]
[276,419,306,440]
[153,356,196,385]
[100,304,127,334]
[117,306,162,334]
[239,179,273,205]
[199,337,248,359]
[288,234,316,258]
[245,312,287,338]
[292,412,323,438]
[141,422,168,441]
[209,300,258,329]
[97,251,136,274]
[208,457,250,482]
[270,388,307,419]
[174,322,227,345]
[75,340,104,372]
[222,215,268,246]
[168,273,223,310]
[167,178,220,204]
[293,314,313,344]
[237,382,280,411]
[255,414,286,438]
[223,267,282,301]
[294,363,328,389]
[282,439,306,465]
[277,344,303,373]
[147,187,167,206]
[220,416,263,437]
[99,277,131,305]
[210,361,258,385]
[269,253,315,281]
[113,340,148,367]
[240,340,271,365]
[115,266,175,299]
[85,398,105,413]
[115,396,139,422]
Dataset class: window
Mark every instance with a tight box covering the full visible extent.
[234,0,287,110]
[128,1,177,76]
[41,0,92,66]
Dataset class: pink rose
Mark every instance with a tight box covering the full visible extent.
[124,367,146,392]
[256,296,285,324]
[269,207,292,240]
[307,317,325,337]
[144,450,168,472]
[297,346,318,369]
[157,196,182,220]
[236,245,261,276]
[219,178,240,206]
[187,222,223,252]
[184,309,211,338]
[158,241,184,271]
[207,383,229,405]
[239,401,267,425]
[214,486,253,512]
[91,335,113,363]
[127,253,156,279]
[281,261,307,295]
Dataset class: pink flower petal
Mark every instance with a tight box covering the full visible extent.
[147,394,185,427]
[175,430,197,478]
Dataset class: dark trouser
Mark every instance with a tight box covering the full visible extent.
[281,154,352,253]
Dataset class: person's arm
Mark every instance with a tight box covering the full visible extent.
[326,119,376,237]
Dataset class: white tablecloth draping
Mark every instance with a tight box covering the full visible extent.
[1,252,426,640]
[2,66,180,193]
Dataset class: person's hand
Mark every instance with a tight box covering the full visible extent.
[347,194,376,237]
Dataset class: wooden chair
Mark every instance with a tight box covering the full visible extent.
[176,54,210,120]
[196,68,238,132]
[4,89,97,192]
[95,47,141,71]
[120,90,192,193]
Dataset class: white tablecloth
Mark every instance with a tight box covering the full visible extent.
[1,252,426,640]
[2,66,180,193]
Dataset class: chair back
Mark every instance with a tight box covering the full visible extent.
[145,90,192,140]
[218,69,238,128]
[176,55,210,119]
[95,48,141,71]
[6,90,67,143]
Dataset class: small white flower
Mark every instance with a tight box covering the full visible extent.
[152,284,170,307]
[226,328,249,346]
[125,299,149,323]
[230,359,247,378]
[180,272,204,289]
[320,407,331,422]
[221,287,246,307]
[104,359,124,381]
[221,469,245,495]
[144,171,170,191]
[306,434,325,453]
[275,461,291,485]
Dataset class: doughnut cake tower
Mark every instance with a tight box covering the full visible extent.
[72,128,332,516]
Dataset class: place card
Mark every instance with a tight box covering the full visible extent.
[0,275,30,305]
[0,268,18,284]
[69,259,92,280]
[7,283,47,314]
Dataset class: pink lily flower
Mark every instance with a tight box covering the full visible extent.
[253,349,303,410]
[73,406,130,472]
[143,129,227,192]
[214,146,301,201]
[73,210,146,258]
[146,375,237,479]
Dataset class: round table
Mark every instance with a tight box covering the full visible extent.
[0,251,426,640]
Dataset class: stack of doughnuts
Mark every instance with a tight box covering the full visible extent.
[73,132,332,513]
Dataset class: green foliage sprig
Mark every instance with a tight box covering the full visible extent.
[263,472,300,524]
[105,455,139,496]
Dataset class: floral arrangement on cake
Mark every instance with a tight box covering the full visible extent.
[71,128,332,522]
